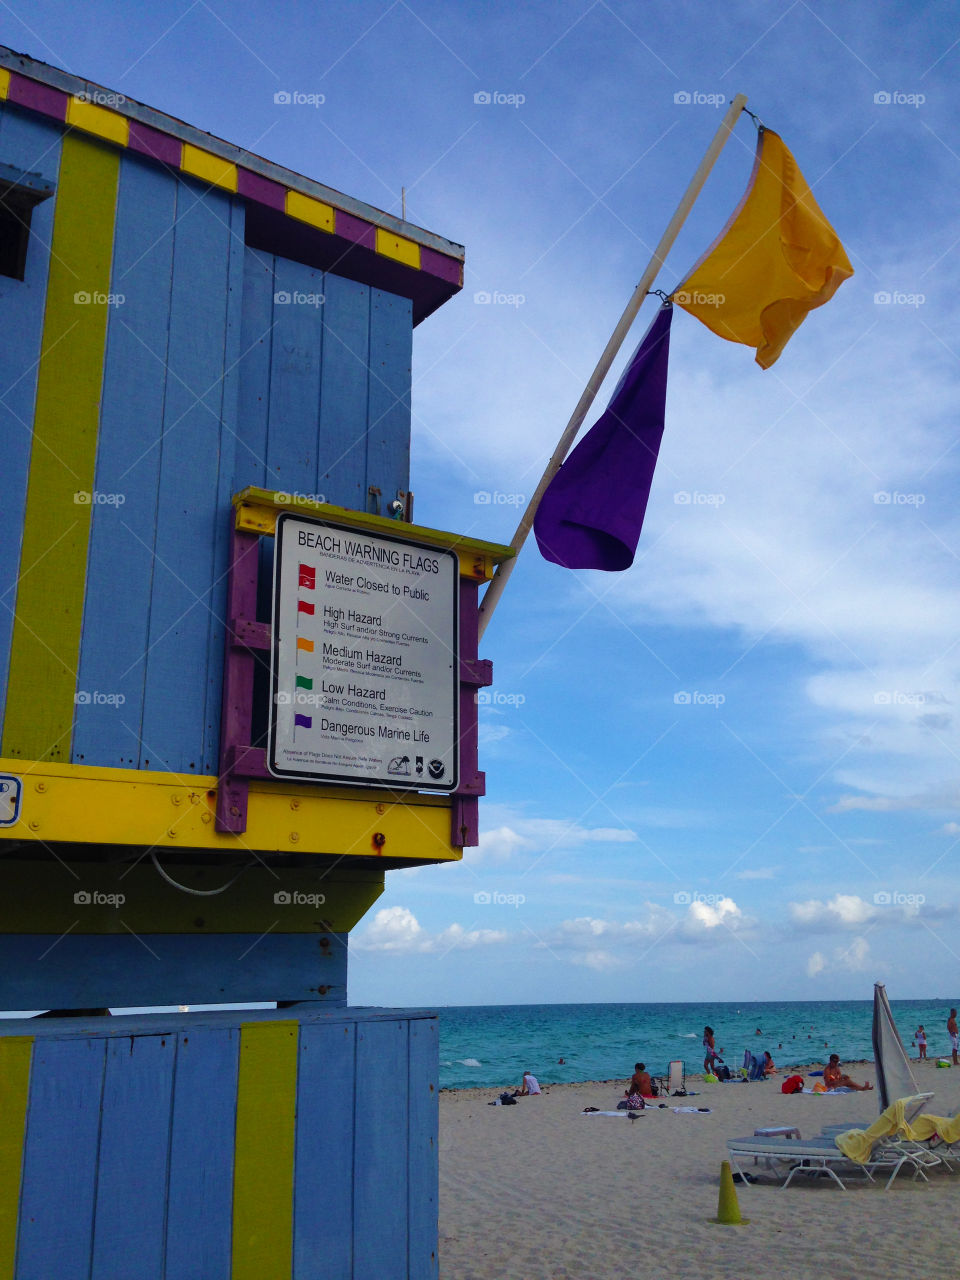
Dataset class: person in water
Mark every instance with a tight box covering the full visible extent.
[823,1054,872,1091]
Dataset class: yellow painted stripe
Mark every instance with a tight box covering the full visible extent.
[1,134,120,762]
[181,143,238,191]
[232,1022,298,1280]
[65,96,129,147]
[0,757,458,862]
[0,69,10,100]
[376,227,420,269]
[285,189,334,233]
[0,1038,32,1278]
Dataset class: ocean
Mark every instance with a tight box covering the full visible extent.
[436,998,953,1091]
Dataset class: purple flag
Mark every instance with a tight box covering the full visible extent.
[294,713,312,729]
[534,304,672,570]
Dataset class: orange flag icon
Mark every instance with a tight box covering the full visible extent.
[673,129,853,368]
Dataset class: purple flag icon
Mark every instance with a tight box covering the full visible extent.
[534,304,672,570]
[294,713,312,729]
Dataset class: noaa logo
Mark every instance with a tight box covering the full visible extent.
[427,759,445,780]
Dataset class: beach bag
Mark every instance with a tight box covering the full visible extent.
[781,1075,804,1094]
[716,1064,732,1082]
[499,1092,517,1105]
[617,1094,644,1110]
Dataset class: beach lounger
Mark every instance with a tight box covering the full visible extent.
[653,1059,685,1096]
[727,1132,935,1190]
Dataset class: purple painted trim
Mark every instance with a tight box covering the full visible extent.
[451,579,490,847]
[421,245,463,286]
[215,526,261,834]
[226,744,271,779]
[236,167,286,211]
[128,120,181,167]
[334,209,377,251]
[7,73,67,120]
[231,618,271,651]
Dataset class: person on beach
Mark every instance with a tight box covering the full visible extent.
[626,1063,654,1098]
[703,1026,721,1072]
[824,1054,872,1091]
[517,1071,541,1096]
[763,1051,778,1075]
[916,1025,927,1060]
[948,1010,959,1065]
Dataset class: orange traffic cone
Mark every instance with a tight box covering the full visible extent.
[710,1160,749,1225]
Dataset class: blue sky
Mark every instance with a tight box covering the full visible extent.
[5,0,960,1006]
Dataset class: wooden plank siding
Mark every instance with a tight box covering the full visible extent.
[0,129,414,774]
[15,1037,108,1280]
[1,131,119,763]
[71,152,178,768]
[0,1007,440,1279]
[164,1027,239,1280]
[0,106,61,737]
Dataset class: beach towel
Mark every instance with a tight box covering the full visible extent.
[836,1103,960,1163]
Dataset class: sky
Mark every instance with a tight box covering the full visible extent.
[4,0,960,1007]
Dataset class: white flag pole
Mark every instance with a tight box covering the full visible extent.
[477,93,748,641]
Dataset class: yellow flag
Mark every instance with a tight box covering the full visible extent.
[673,129,853,368]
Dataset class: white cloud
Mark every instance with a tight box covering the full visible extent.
[807,936,871,979]
[688,896,742,929]
[469,816,637,863]
[735,867,776,880]
[938,822,960,835]
[355,906,508,954]
[791,894,875,927]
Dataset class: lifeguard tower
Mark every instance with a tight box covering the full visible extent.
[0,45,509,1278]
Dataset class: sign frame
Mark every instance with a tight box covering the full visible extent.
[267,512,460,792]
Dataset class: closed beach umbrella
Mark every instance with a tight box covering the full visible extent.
[872,982,919,1112]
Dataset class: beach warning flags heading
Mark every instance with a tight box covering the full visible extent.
[673,128,854,369]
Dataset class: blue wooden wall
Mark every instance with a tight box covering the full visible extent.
[0,106,60,735]
[0,1007,439,1280]
[65,158,412,774]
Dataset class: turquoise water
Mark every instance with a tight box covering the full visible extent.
[437,999,953,1091]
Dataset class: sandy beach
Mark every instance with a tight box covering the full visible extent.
[439,1060,960,1279]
